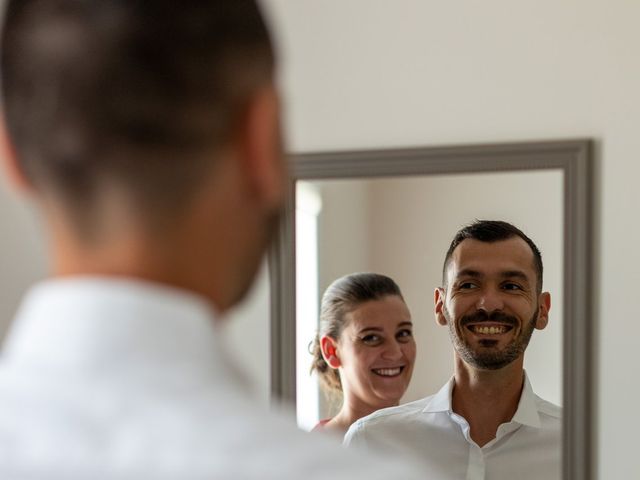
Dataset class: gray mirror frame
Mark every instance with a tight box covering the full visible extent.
[269,139,594,480]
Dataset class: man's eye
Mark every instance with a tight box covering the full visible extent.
[396,329,413,342]
[459,282,477,289]
[502,283,522,291]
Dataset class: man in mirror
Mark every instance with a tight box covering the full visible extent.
[0,1,425,478]
[344,220,561,479]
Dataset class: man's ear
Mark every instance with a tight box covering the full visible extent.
[0,115,33,194]
[320,335,341,369]
[235,84,285,210]
[535,292,551,330]
[435,287,448,326]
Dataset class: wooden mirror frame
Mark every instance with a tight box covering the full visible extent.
[269,139,594,480]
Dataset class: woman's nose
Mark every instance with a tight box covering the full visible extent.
[381,341,404,360]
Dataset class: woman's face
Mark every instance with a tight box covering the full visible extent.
[336,295,416,410]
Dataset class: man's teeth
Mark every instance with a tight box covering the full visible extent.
[373,368,402,377]
[472,325,508,335]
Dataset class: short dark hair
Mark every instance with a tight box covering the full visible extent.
[310,273,404,393]
[1,0,274,235]
[442,220,544,292]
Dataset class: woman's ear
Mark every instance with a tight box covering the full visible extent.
[320,335,341,369]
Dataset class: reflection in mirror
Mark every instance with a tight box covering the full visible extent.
[295,171,564,431]
[270,140,592,480]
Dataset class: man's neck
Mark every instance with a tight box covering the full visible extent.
[451,357,525,447]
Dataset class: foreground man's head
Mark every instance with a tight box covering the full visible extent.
[1,0,285,312]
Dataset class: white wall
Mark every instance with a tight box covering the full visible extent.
[316,180,371,293]
[0,178,47,340]
[265,0,637,476]
[221,263,271,406]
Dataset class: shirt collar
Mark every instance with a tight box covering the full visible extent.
[421,372,542,429]
[422,377,455,413]
[511,373,541,428]
[2,277,228,379]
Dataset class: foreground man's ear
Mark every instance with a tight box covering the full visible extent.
[0,115,33,194]
[434,287,448,326]
[235,84,285,210]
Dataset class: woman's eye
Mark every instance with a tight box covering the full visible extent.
[396,329,413,342]
[361,334,381,345]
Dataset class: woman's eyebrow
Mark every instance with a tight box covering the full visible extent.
[357,326,384,334]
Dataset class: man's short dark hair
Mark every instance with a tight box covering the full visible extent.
[1,0,274,235]
[442,220,544,292]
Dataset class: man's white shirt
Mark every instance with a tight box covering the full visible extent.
[0,278,425,479]
[344,374,561,480]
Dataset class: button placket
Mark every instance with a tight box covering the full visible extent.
[465,443,486,480]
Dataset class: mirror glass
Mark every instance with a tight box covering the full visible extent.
[295,170,563,430]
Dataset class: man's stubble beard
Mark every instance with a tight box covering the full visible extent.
[443,304,537,370]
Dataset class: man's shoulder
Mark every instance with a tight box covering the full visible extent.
[350,394,435,431]
[344,393,446,454]
[534,394,563,423]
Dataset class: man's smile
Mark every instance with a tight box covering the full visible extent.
[466,323,514,335]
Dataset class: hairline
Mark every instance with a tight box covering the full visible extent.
[442,236,543,293]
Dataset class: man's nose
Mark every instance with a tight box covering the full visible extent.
[476,288,504,313]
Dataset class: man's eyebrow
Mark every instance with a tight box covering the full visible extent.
[454,269,483,279]
[500,270,530,282]
[453,269,531,283]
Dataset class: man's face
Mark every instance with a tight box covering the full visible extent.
[435,237,550,370]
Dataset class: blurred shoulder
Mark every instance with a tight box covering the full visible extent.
[0,368,425,479]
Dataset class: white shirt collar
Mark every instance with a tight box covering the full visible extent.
[2,277,227,379]
[422,372,542,429]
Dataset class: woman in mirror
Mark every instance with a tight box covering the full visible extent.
[310,273,416,435]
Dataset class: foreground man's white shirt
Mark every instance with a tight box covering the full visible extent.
[0,278,425,479]
[344,375,561,480]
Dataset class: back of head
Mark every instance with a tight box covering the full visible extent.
[1,0,274,237]
[442,219,544,292]
[311,272,404,393]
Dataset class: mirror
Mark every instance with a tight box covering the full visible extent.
[270,140,593,480]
